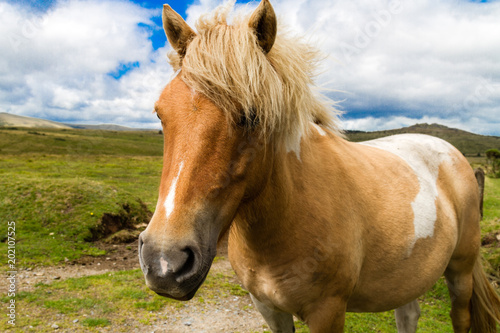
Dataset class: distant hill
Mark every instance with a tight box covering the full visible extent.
[0,112,72,129]
[67,124,143,131]
[346,123,500,156]
[0,112,151,131]
[1,113,498,156]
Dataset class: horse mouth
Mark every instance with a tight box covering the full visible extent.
[154,269,209,301]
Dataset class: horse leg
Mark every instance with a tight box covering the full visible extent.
[395,299,420,333]
[444,263,474,333]
[250,294,295,333]
[303,297,347,332]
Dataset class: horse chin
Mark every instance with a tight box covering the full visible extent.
[155,284,199,301]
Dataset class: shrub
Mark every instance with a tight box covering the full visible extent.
[485,148,500,177]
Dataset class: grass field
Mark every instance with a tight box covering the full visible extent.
[1,127,499,332]
[0,128,163,265]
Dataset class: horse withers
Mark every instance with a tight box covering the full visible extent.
[138,1,500,331]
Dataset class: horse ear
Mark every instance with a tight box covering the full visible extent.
[248,0,277,54]
[162,4,196,58]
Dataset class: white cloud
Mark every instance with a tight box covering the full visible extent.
[1,0,499,135]
[182,0,500,135]
[0,0,169,128]
[342,115,467,133]
[268,0,500,135]
[185,0,224,26]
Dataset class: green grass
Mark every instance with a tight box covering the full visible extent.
[3,272,457,332]
[203,272,250,298]
[481,177,500,275]
[484,177,500,224]
[81,318,111,327]
[0,268,456,332]
[0,155,162,266]
[0,127,498,332]
[0,268,252,332]
[0,127,163,156]
[0,130,163,266]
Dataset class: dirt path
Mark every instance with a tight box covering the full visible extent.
[8,242,142,292]
[6,241,272,332]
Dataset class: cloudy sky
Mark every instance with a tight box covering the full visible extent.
[1,0,499,135]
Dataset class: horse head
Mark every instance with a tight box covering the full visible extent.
[138,0,277,300]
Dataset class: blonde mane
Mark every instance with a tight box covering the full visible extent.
[168,2,342,149]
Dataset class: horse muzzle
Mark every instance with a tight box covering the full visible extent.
[138,231,213,300]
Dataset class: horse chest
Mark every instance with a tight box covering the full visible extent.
[228,235,360,315]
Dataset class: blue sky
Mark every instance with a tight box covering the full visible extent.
[1,0,499,135]
[8,0,231,54]
[129,0,190,51]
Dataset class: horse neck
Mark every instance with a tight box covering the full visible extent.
[238,148,294,228]
[232,133,346,250]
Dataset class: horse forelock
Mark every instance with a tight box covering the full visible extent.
[167,2,343,151]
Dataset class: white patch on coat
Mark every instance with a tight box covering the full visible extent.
[284,123,326,161]
[164,161,184,219]
[284,130,303,161]
[159,256,169,275]
[360,134,453,251]
[311,122,327,136]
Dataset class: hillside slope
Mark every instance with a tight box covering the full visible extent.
[0,112,72,129]
[0,112,150,131]
[1,112,498,156]
[346,123,500,156]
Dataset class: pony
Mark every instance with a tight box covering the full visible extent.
[138,1,500,331]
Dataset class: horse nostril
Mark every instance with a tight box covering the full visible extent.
[175,247,196,283]
[138,236,201,287]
